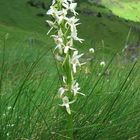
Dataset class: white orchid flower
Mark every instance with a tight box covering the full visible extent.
[51,29,63,45]
[58,87,68,98]
[59,96,75,114]
[69,3,78,15]
[55,9,68,24]
[71,51,85,73]
[51,29,64,53]
[71,27,84,43]
[64,40,76,54]
[47,6,67,24]
[64,45,76,54]
[62,2,78,15]
[65,17,84,43]
[71,81,85,96]
[65,17,80,28]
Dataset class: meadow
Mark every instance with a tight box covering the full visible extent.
[0,0,140,140]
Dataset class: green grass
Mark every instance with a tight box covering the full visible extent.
[0,42,140,139]
[0,0,140,140]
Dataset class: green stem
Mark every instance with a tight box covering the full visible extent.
[67,114,74,140]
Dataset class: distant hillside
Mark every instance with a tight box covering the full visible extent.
[86,0,140,22]
[0,0,140,59]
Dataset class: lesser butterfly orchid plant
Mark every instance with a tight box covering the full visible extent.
[47,0,85,115]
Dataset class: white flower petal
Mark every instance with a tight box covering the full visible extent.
[100,61,106,67]
[73,64,77,73]
[89,48,95,53]
[58,87,67,97]
[60,96,72,114]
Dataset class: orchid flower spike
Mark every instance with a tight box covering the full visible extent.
[47,0,85,114]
